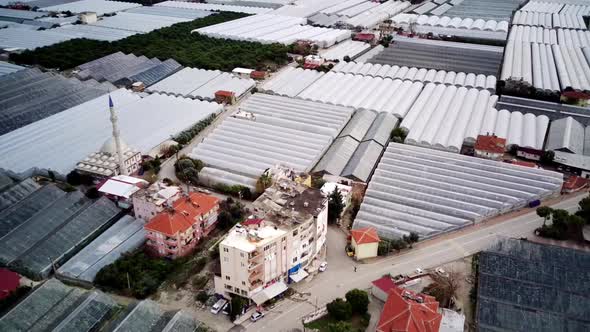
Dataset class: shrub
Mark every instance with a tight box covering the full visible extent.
[175,157,204,184]
[328,321,355,332]
[192,275,209,290]
[196,291,209,303]
[345,289,369,315]
[326,298,352,321]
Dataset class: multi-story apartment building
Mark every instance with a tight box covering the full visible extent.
[133,181,182,220]
[215,173,328,305]
[144,192,219,259]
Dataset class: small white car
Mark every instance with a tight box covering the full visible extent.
[415,268,424,274]
[319,262,328,272]
[250,311,265,322]
[435,268,446,275]
[210,299,228,314]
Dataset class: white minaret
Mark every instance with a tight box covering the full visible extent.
[108,95,128,176]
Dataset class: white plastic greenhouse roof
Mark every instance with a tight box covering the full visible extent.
[319,40,370,61]
[0,27,72,50]
[260,66,325,97]
[190,93,355,190]
[155,0,273,15]
[546,116,587,154]
[0,89,221,174]
[93,12,190,33]
[515,1,589,30]
[353,143,563,240]
[331,61,496,91]
[399,83,548,152]
[57,215,145,283]
[40,0,142,16]
[0,61,23,77]
[310,0,410,29]
[124,5,213,20]
[52,24,137,42]
[297,72,425,116]
[147,67,255,101]
[392,14,509,32]
[193,14,352,48]
[501,27,590,92]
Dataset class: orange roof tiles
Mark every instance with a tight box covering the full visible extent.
[475,135,506,154]
[351,227,380,244]
[144,192,219,237]
[377,286,442,332]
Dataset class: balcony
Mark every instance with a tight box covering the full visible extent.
[249,269,263,283]
[249,279,263,290]
[248,261,263,271]
[248,250,262,261]
[165,239,177,246]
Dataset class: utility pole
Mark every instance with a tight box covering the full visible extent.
[126,272,131,290]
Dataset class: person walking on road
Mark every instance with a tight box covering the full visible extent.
[354,266,357,272]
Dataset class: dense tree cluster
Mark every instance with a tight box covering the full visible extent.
[535,197,590,241]
[175,114,217,145]
[328,187,345,224]
[11,12,290,71]
[175,157,204,184]
[217,198,246,230]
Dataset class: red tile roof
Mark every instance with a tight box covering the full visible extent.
[0,268,20,300]
[510,160,537,168]
[474,135,506,154]
[377,286,442,332]
[242,218,264,226]
[353,33,375,41]
[351,227,380,244]
[250,71,266,79]
[563,176,589,191]
[215,90,235,97]
[372,276,396,293]
[144,192,219,237]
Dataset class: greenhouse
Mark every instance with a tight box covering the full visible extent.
[192,93,354,190]
[353,143,563,240]
[477,239,590,332]
[93,12,190,34]
[331,61,497,92]
[0,178,40,213]
[39,0,141,16]
[399,83,548,152]
[260,67,325,97]
[193,14,351,47]
[368,36,504,76]
[155,0,273,15]
[52,24,137,42]
[0,61,23,77]
[57,215,146,283]
[76,52,182,86]
[314,110,398,182]
[0,68,114,135]
[0,193,122,279]
[147,67,255,101]
[0,90,222,174]
[546,116,589,155]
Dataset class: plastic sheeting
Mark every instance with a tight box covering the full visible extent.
[191,93,354,189]
[39,0,142,16]
[0,89,221,174]
[260,66,325,97]
[331,61,496,91]
[194,14,351,48]
[147,67,255,100]
[352,143,563,240]
[57,215,145,283]
[156,0,273,15]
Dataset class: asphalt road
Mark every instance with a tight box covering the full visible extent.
[241,194,584,332]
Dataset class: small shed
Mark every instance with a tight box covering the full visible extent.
[351,226,380,260]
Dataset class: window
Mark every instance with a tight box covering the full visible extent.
[293,230,298,236]
[242,281,246,286]
[223,257,229,262]
[241,290,247,296]
[225,284,233,291]
[240,252,244,257]
[264,245,270,251]
[223,247,229,252]
[292,257,297,263]
[225,276,231,280]
[241,262,245,267]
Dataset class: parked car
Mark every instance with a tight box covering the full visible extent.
[319,262,327,272]
[211,298,228,314]
[415,268,424,274]
[435,268,446,275]
[251,311,265,322]
[221,303,230,315]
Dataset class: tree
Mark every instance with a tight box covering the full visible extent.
[577,194,590,222]
[326,298,352,321]
[536,206,553,226]
[256,171,273,193]
[345,289,369,315]
[86,187,100,199]
[230,296,248,321]
[66,170,81,186]
[378,240,391,256]
[403,232,420,248]
[217,211,234,230]
[328,321,355,332]
[421,271,462,308]
[390,127,407,143]
[328,187,345,224]
[391,239,408,252]
[196,291,209,304]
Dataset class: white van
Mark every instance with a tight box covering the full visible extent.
[210,298,228,314]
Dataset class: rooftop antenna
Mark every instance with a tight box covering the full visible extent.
[108,95,128,176]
